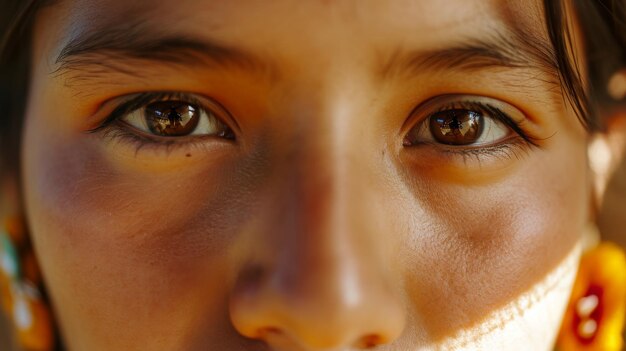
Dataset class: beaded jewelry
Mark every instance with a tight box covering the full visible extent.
[556,241,626,351]
[0,216,54,351]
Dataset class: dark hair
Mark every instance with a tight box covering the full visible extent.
[0,0,34,184]
[546,0,626,130]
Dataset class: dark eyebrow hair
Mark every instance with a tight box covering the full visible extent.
[53,24,273,80]
[383,28,559,87]
[54,21,558,93]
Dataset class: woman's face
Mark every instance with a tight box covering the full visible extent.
[22,0,590,350]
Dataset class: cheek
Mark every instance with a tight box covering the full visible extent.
[21,107,264,349]
[397,136,588,340]
[437,244,581,350]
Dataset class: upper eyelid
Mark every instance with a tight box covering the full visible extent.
[402,95,526,132]
[89,91,240,135]
[114,92,205,124]
[401,95,540,147]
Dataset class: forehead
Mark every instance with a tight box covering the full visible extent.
[45,0,547,59]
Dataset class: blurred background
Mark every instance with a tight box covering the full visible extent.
[600,155,626,249]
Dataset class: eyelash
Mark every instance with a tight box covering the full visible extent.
[89,92,232,154]
[407,100,539,161]
[90,93,538,162]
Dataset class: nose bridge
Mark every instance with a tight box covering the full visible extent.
[295,77,379,233]
[271,80,382,255]
[229,89,406,349]
[275,129,375,306]
[279,87,384,288]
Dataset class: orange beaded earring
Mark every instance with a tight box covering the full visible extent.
[556,240,626,351]
[0,216,54,351]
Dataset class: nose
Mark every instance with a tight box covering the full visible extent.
[229,138,406,350]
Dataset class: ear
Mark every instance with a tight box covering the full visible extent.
[588,113,626,209]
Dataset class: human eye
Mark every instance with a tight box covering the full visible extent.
[90,92,235,151]
[403,95,538,160]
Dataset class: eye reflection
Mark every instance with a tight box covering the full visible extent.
[145,101,200,136]
[429,109,484,145]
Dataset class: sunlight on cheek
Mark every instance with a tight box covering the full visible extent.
[438,242,581,351]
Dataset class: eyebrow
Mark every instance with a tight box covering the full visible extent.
[53,25,273,80]
[382,28,559,86]
[54,22,559,91]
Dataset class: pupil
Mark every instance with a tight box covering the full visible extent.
[429,109,484,145]
[145,101,200,136]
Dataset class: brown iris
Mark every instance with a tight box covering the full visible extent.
[145,101,200,136]
[429,109,484,145]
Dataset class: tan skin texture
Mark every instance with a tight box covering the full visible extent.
[15,0,625,350]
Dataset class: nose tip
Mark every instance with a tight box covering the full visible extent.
[229,256,406,350]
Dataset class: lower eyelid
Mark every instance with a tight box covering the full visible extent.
[94,119,233,157]
[423,140,534,167]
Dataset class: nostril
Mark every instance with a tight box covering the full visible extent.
[357,334,384,349]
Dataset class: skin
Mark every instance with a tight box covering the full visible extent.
[12,0,624,350]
